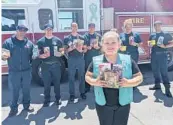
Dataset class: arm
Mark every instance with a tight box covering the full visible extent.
[37,40,49,59]
[165,40,173,48]
[2,40,11,60]
[85,71,97,86]
[85,62,106,87]
[158,34,173,48]
[120,59,143,87]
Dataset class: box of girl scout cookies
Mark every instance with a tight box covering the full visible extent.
[2,48,10,57]
[90,39,98,47]
[44,47,50,53]
[157,36,164,45]
[99,63,123,88]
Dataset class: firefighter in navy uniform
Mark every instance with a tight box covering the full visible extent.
[2,25,34,117]
[64,22,86,102]
[120,19,142,63]
[149,21,173,97]
[37,24,64,107]
[83,23,102,93]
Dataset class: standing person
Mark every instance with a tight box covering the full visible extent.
[64,22,86,102]
[2,25,34,117]
[85,31,143,125]
[37,24,64,107]
[148,21,173,97]
[83,23,102,93]
[120,19,142,63]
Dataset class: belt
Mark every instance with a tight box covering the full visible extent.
[43,61,59,65]
[153,51,167,54]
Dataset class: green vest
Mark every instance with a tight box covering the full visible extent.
[93,53,133,106]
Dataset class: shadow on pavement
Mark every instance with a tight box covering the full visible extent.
[2,90,95,125]
[133,87,148,103]
[154,90,173,108]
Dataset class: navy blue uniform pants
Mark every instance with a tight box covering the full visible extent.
[151,52,170,85]
[41,62,61,103]
[68,56,85,96]
[8,70,32,110]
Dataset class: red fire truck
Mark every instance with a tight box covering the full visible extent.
[2,0,173,85]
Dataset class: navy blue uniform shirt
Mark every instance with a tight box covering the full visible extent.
[120,32,142,53]
[64,34,86,58]
[2,35,33,72]
[149,31,173,53]
[37,36,63,63]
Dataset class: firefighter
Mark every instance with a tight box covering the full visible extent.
[2,25,34,117]
[149,21,173,97]
[37,24,64,107]
[83,23,102,93]
[119,19,142,63]
[64,22,86,102]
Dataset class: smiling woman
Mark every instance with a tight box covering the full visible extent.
[85,31,143,125]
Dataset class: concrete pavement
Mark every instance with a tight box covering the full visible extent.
[1,65,173,125]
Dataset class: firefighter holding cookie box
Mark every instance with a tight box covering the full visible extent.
[148,21,173,98]
[36,24,64,107]
[119,19,142,63]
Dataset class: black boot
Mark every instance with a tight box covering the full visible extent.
[164,84,172,98]
[80,93,87,100]
[149,84,161,90]
[8,109,18,117]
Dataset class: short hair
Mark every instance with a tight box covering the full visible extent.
[71,22,78,27]
[124,19,133,28]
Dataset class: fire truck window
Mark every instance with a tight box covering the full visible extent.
[57,0,83,8]
[2,9,26,31]
[38,9,53,30]
[57,0,84,30]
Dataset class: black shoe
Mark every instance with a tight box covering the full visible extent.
[165,89,173,98]
[80,93,87,100]
[69,95,75,102]
[43,101,50,107]
[8,109,18,117]
[56,99,62,106]
[24,107,34,112]
[149,85,161,90]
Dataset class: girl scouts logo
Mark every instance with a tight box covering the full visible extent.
[89,3,98,21]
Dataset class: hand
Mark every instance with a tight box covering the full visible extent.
[39,53,50,59]
[93,44,100,49]
[87,46,92,50]
[148,43,154,48]
[54,52,62,57]
[158,44,166,48]
[92,77,109,87]
[119,78,131,87]
[68,46,75,52]
[2,53,10,60]
[59,48,65,52]
[130,41,138,46]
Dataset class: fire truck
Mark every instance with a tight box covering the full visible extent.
[2,0,173,85]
